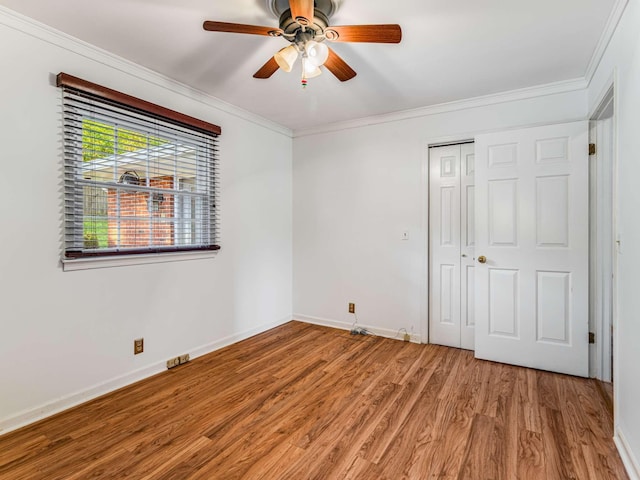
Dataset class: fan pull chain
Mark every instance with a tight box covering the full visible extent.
[301,56,308,89]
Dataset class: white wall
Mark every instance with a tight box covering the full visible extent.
[0,11,293,433]
[4,7,638,476]
[293,89,587,339]
[588,1,640,476]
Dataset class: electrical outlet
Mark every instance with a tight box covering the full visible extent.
[166,356,180,369]
[350,326,368,335]
[348,303,355,314]
[167,353,190,369]
[403,332,411,342]
[134,338,144,355]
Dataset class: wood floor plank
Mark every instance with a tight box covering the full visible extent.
[457,413,505,480]
[495,384,519,479]
[288,338,396,450]
[0,321,629,480]
[518,429,545,479]
[537,370,562,410]
[557,374,595,479]
[376,398,449,479]
[516,367,543,434]
[369,348,472,478]
[476,361,506,418]
[197,368,331,477]
[279,378,402,479]
[541,406,580,480]
[241,441,307,480]
[0,433,50,469]
[359,345,450,464]
[471,356,495,417]
[341,455,378,480]
[421,355,481,478]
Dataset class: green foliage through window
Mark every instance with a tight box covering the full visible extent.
[81,119,168,245]
[82,119,168,162]
[83,219,108,249]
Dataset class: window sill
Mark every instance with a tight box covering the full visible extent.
[61,249,219,271]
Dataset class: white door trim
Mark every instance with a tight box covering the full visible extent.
[589,80,618,385]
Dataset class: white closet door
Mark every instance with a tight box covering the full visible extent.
[429,144,475,349]
[460,143,476,350]
[474,121,589,376]
[429,145,462,347]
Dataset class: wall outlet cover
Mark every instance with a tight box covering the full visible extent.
[134,338,144,355]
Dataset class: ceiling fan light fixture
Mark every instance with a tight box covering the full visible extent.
[304,62,322,78]
[274,45,299,72]
[305,40,329,67]
[300,56,321,89]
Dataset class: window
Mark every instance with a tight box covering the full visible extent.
[58,73,221,260]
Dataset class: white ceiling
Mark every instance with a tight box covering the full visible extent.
[1,0,617,131]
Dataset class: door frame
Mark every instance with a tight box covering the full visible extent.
[427,142,476,349]
[421,100,619,385]
[421,135,475,345]
[588,77,619,386]
[422,116,614,367]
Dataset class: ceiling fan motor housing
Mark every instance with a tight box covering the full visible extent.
[268,0,337,19]
[279,9,329,42]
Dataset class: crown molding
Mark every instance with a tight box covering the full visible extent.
[293,77,588,138]
[293,0,628,139]
[0,6,293,138]
[584,0,629,85]
[2,0,624,141]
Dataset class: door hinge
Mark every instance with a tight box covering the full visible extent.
[589,143,596,155]
[589,332,595,344]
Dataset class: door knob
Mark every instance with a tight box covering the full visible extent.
[477,255,487,264]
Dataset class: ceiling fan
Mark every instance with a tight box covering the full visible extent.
[203,0,402,86]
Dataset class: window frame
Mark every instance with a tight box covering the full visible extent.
[57,73,221,269]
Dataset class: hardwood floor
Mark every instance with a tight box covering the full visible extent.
[596,379,615,420]
[0,321,628,479]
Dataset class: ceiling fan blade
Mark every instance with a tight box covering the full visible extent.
[324,24,402,43]
[253,57,280,79]
[203,21,282,37]
[289,0,314,25]
[324,48,357,82]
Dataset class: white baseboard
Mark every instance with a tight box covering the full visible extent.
[0,362,167,437]
[0,316,291,436]
[293,313,422,344]
[188,316,291,360]
[615,426,640,480]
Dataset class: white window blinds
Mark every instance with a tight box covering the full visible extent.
[58,73,220,258]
